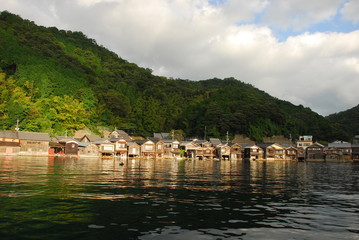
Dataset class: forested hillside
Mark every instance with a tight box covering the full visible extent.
[0,11,351,141]
[327,105,359,138]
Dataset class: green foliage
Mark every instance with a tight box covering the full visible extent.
[0,11,354,141]
[327,105,359,139]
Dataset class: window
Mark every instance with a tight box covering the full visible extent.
[145,145,153,151]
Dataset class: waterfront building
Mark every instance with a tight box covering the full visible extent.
[94,139,115,157]
[180,141,200,159]
[257,143,285,160]
[0,130,20,155]
[229,143,243,160]
[50,137,79,155]
[135,139,156,159]
[18,131,50,156]
[296,136,313,149]
[154,139,165,159]
[163,139,181,159]
[284,146,299,161]
[216,143,231,160]
[110,137,128,160]
[127,142,140,158]
[201,141,216,160]
[78,142,100,157]
[305,142,325,160]
[244,145,264,160]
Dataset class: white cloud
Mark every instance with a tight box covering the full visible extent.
[341,0,359,24]
[219,0,270,23]
[1,0,359,116]
[263,0,344,31]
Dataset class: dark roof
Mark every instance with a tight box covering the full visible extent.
[55,137,79,143]
[328,141,351,148]
[257,143,273,149]
[109,130,132,140]
[114,129,129,136]
[163,139,179,143]
[133,139,155,145]
[209,138,222,146]
[18,131,50,141]
[193,140,207,145]
[127,142,140,146]
[0,130,18,139]
[308,142,325,148]
[81,134,102,142]
[109,138,129,143]
[153,132,170,139]
[149,137,162,143]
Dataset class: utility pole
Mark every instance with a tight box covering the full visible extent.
[204,126,207,140]
[15,119,20,131]
[226,131,229,144]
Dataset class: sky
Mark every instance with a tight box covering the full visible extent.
[1,0,359,116]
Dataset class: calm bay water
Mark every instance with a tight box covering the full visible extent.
[0,157,358,240]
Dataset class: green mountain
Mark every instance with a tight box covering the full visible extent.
[0,11,351,141]
[327,105,359,139]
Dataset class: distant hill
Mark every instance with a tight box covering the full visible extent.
[327,104,359,139]
[0,11,352,141]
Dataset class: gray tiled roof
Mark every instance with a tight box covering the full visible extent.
[0,130,18,139]
[83,135,103,142]
[328,141,351,148]
[153,132,170,139]
[209,138,222,146]
[18,131,50,141]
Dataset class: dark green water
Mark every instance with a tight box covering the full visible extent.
[0,157,358,240]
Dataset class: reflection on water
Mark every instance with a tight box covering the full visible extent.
[0,156,358,240]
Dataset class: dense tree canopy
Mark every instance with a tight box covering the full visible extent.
[0,11,353,141]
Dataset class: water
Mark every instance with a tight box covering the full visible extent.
[0,157,358,240]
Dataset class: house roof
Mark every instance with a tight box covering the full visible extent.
[149,137,161,143]
[54,137,79,143]
[81,134,102,142]
[109,138,129,143]
[127,142,140,147]
[93,139,109,144]
[18,131,50,141]
[244,145,260,149]
[0,130,18,139]
[228,142,241,147]
[308,142,325,148]
[328,141,352,148]
[209,138,222,146]
[109,130,132,140]
[193,140,209,145]
[78,142,92,147]
[163,139,179,143]
[257,143,273,149]
[133,139,154,145]
[153,132,170,139]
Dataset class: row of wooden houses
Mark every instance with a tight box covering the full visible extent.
[1,130,358,161]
